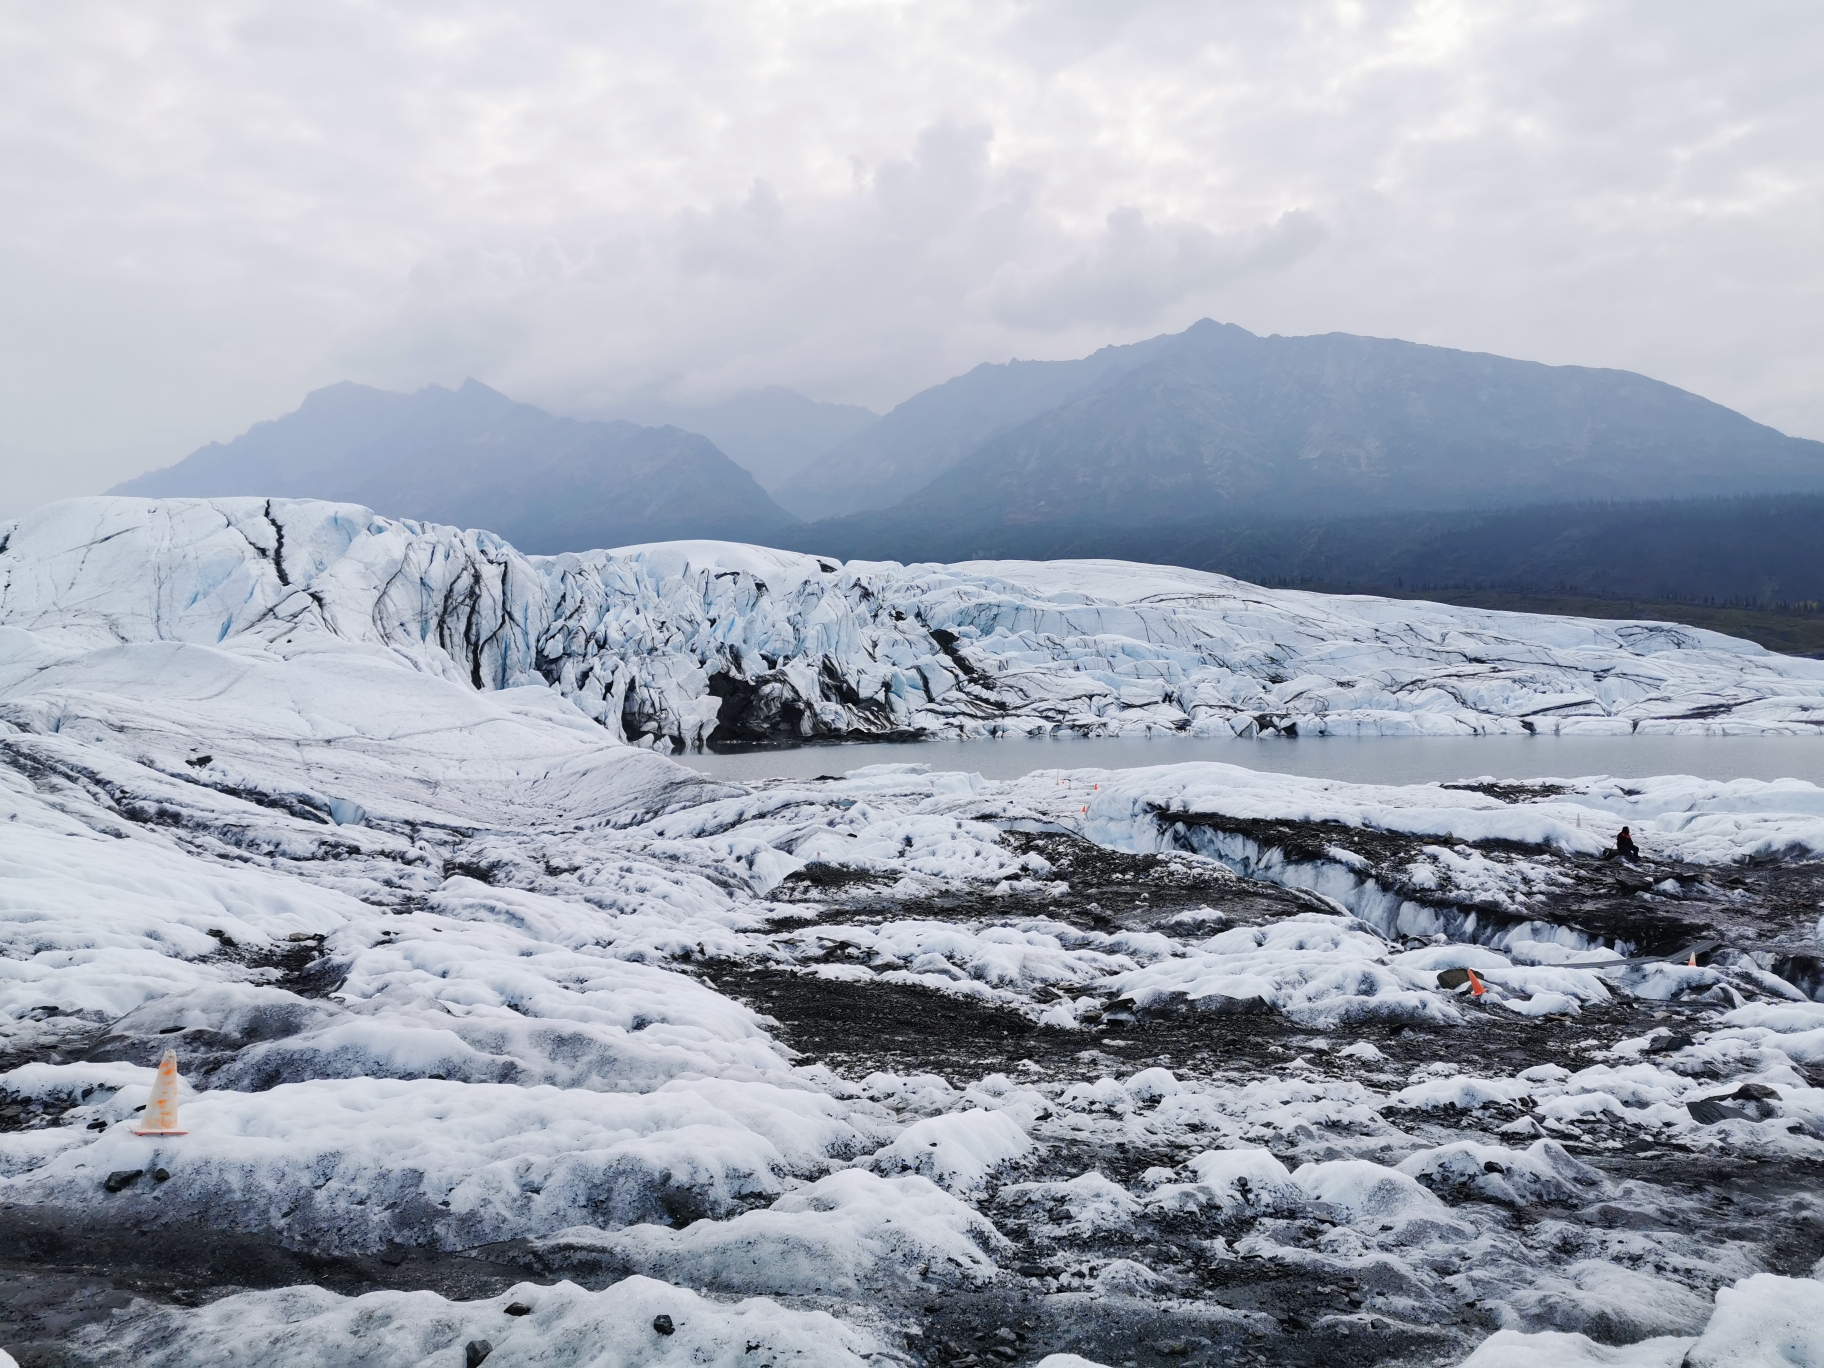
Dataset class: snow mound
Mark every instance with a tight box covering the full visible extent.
[1396,1139,1609,1206]
[1505,1259,1712,1342]
[1107,913,1458,1028]
[996,1170,1145,1233]
[867,1108,1034,1194]
[1170,1146,1304,1213]
[75,1275,884,1368]
[1685,1271,1824,1367]
[0,1073,878,1251]
[1292,1158,1467,1240]
[1462,1272,1824,1367]
[1458,1330,1690,1366]
[529,1169,1005,1294]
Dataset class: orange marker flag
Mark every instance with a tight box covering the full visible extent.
[134,1049,188,1136]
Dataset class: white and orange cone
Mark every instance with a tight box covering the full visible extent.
[134,1049,188,1136]
[1466,968,1487,998]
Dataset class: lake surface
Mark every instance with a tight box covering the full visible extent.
[676,733,1824,787]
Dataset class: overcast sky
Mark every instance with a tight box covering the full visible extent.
[2,1,1820,517]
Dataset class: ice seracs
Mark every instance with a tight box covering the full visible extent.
[5,497,1824,758]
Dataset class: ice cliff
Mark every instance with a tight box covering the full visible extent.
[2,497,1821,752]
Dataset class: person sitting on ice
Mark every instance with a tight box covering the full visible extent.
[1605,825,1640,861]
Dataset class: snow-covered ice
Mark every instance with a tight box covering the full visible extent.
[2,498,1823,1366]
[6,498,1824,760]
[75,1275,889,1368]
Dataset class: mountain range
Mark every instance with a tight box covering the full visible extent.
[800,320,1824,530]
[109,320,1824,606]
[591,386,876,498]
[112,378,801,553]
[775,330,1183,519]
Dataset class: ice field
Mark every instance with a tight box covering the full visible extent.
[1,498,1821,1366]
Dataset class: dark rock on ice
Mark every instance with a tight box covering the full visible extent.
[652,1313,676,1335]
[1729,1082,1781,1101]
[103,1170,144,1194]
[1686,1098,1750,1125]
[464,1339,492,1368]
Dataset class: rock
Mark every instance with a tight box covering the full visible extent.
[152,1168,170,1182]
[1436,968,1473,990]
[86,1120,108,1131]
[103,1169,144,1193]
[1688,1083,1783,1125]
[464,1341,492,1368]
[1190,991,1272,1016]
[652,1314,675,1336]
[504,1302,531,1316]
[1646,1031,1695,1054]
[1687,1098,1749,1125]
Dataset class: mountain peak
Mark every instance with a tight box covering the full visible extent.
[107,381,800,551]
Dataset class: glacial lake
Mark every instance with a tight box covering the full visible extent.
[676,733,1824,787]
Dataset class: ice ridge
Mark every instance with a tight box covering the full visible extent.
[4,497,1823,754]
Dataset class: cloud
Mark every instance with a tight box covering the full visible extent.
[0,0,1820,515]
[989,207,1330,330]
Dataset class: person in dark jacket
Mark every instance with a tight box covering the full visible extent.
[1606,826,1640,861]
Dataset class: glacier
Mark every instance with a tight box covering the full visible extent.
[1,496,1823,1368]
[4,498,1821,763]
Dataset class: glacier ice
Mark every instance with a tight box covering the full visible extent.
[6,498,1824,763]
[2,497,1824,1366]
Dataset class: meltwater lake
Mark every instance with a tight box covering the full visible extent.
[678,733,1824,787]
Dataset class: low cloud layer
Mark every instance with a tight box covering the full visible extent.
[2,1,1820,515]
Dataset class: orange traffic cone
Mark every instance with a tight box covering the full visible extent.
[1466,969,1487,998]
[1081,805,1088,814]
[1687,951,1697,967]
[134,1049,188,1136]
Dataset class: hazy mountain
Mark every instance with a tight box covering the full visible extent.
[843,320,1824,535]
[776,331,1182,520]
[111,379,801,553]
[801,493,1824,610]
[778,320,1824,610]
[593,386,876,503]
